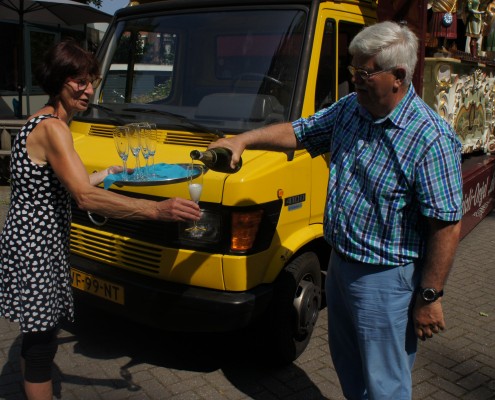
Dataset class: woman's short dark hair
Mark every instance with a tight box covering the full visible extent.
[35,39,100,97]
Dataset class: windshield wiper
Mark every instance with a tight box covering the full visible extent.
[123,107,225,138]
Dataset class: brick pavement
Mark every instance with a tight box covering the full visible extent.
[0,184,494,400]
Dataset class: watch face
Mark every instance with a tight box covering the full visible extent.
[420,287,444,302]
[422,288,436,301]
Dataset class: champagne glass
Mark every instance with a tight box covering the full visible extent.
[127,123,142,181]
[186,164,206,236]
[141,123,151,179]
[145,123,158,177]
[113,126,129,181]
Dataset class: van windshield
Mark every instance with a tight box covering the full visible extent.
[88,8,307,133]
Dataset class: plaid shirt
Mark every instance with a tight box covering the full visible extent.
[292,85,463,266]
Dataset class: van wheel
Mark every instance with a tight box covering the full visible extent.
[263,251,321,364]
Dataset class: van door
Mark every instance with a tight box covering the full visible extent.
[305,4,374,226]
[305,5,375,115]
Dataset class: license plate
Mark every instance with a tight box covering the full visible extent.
[71,268,125,305]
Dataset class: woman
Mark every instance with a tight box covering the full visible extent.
[0,39,200,400]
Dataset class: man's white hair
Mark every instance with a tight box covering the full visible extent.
[348,21,418,86]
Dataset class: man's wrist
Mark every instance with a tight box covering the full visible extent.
[418,287,444,303]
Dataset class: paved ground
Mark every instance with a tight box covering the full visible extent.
[0,184,494,400]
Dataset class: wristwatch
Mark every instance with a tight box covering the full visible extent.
[419,287,444,303]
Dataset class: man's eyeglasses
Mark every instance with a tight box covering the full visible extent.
[347,65,395,81]
[67,77,102,91]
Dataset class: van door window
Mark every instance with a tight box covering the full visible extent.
[315,19,364,111]
[315,19,336,110]
[337,22,364,99]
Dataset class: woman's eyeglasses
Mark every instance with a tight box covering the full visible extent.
[67,77,102,91]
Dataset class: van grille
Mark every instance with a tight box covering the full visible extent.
[69,195,176,274]
[88,124,216,147]
[88,125,115,138]
[70,225,163,274]
[165,131,215,146]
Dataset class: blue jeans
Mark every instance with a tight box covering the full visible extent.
[325,251,420,400]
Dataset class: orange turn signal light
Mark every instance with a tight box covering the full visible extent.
[231,210,264,251]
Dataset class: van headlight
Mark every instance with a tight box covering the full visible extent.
[178,209,222,243]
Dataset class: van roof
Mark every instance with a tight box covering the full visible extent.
[116,0,376,18]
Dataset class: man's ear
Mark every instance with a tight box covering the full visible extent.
[394,68,406,82]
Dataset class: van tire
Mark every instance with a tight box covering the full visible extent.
[262,251,321,364]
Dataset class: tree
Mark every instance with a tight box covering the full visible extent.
[72,0,103,9]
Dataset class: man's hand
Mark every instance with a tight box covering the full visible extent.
[208,137,246,170]
[207,122,300,170]
[413,296,446,341]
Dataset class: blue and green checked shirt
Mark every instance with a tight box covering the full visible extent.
[292,85,463,266]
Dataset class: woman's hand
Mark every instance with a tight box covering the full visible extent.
[107,165,124,175]
[155,197,201,222]
[89,165,125,186]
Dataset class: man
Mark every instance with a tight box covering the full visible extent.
[208,21,463,399]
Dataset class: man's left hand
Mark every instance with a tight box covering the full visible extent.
[413,296,446,341]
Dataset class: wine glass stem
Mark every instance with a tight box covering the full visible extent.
[135,155,141,180]
[194,201,199,229]
[123,159,128,181]
[150,155,155,177]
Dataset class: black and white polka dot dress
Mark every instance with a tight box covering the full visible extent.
[0,114,74,333]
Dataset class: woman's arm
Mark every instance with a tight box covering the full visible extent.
[35,119,200,222]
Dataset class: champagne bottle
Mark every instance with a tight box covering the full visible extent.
[190,148,242,173]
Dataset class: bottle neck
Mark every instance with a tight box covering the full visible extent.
[191,149,216,162]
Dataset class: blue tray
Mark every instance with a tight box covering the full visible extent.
[104,163,204,189]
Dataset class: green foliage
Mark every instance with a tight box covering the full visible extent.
[133,80,172,103]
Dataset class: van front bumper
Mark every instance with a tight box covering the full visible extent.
[70,254,273,332]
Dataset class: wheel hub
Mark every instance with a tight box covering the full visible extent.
[293,277,321,336]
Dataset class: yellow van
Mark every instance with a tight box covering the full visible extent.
[69,0,377,363]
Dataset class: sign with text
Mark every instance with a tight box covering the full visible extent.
[460,155,495,239]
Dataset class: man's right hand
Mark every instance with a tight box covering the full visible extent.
[208,137,246,170]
